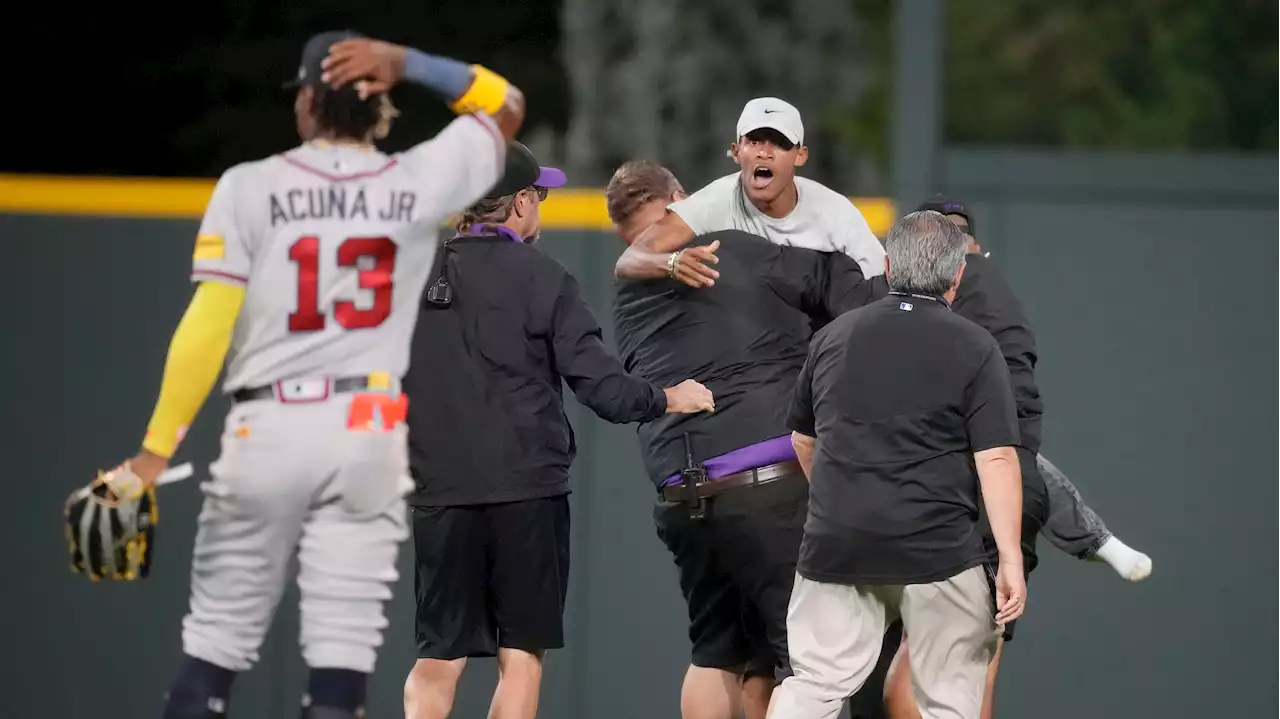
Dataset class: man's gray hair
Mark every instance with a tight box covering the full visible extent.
[884,210,969,296]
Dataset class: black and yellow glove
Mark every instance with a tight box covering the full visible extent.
[64,463,158,582]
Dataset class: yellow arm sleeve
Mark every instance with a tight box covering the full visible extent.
[448,65,510,116]
[141,281,245,458]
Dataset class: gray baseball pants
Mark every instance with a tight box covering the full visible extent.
[180,395,412,674]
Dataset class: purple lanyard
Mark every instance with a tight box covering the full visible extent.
[455,224,523,243]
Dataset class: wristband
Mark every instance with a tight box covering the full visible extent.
[449,65,510,116]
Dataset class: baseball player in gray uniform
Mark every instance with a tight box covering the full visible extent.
[65,31,526,719]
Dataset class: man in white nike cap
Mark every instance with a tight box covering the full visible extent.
[615,97,887,290]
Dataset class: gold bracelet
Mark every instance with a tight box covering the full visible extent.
[449,65,510,116]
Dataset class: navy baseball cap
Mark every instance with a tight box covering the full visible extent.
[484,142,568,199]
[917,194,974,235]
[283,30,364,89]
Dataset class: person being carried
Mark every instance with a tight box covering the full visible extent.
[917,195,1152,584]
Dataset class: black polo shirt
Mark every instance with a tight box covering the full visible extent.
[952,252,1043,453]
[787,292,1019,584]
[613,230,886,486]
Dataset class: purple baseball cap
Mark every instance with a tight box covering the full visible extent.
[484,141,567,198]
[917,194,974,235]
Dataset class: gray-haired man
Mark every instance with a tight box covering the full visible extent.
[769,212,1024,719]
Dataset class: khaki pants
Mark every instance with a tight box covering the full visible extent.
[768,566,1001,719]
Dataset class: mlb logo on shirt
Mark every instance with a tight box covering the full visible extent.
[899,302,913,311]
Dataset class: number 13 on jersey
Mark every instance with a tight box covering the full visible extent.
[288,235,398,332]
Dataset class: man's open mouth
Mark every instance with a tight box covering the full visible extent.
[750,165,774,189]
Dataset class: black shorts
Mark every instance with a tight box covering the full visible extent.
[979,446,1049,643]
[655,472,808,677]
[412,495,570,659]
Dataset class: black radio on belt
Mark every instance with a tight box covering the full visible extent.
[680,432,707,520]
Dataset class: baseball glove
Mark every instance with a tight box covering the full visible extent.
[64,463,158,581]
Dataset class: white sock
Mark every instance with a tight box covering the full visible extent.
[1093,536,1152,582]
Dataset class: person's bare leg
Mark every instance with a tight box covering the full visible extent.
[404,658,466,719]
[742,674,774,719]
[978,639,1004,719]
[683,664,745,719]
[882,641,921,719]
[488,648,545,719]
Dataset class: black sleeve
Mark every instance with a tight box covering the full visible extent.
[821,253,890,319]
[964,342,1020,452]
[786,334,821,437]
[952,257,1041,415]
[547,268,668,424]
[765,247,888,330]
[764,246,830,316]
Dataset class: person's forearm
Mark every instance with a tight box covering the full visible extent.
[142,282,244,458]
[401,49,474,102]
[791,431,816,481]
[975,447,1024,564]
[615,245,673,280]
[583,376,668,424]
[402,49,514,124]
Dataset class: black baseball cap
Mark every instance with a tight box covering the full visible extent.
[917,194,974,235]
[484,141,568,199]
[283,30,364,89]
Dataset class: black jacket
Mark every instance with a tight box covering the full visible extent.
[612,230,887,487]
[406,234,668,506]
[952,252,1044,453]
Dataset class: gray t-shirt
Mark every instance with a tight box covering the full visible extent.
[668,172,886,277]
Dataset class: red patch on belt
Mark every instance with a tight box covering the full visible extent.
[346,392,408,432]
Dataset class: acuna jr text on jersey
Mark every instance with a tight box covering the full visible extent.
[269,187,418,227]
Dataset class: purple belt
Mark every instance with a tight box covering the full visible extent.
[662,435,797,487]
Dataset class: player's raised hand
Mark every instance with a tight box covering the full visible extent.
[321,39,407,97]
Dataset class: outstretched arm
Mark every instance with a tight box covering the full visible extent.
[615,211,722,286]
[549,270,713,422]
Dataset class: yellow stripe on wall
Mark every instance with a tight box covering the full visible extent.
[0,174,220,220]
[0,174,895,235]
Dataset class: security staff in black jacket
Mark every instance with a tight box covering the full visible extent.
[402,143,714,719]
[605,160,891,719]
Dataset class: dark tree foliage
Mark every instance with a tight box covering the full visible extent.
[9,1,1275,180]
